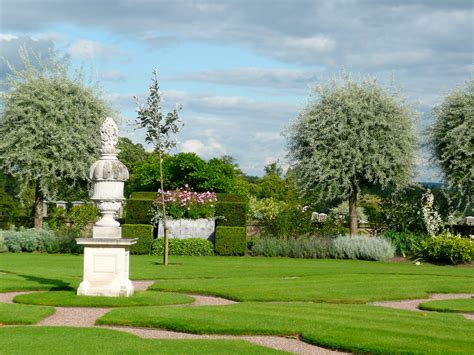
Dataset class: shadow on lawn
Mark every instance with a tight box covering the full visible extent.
[18,274,74,291]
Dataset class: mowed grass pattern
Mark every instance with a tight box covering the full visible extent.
[14,290,194,307]
[0,302,54,324]
[419,298,474,313]
[0,327,284,354]
[97,302,474,353]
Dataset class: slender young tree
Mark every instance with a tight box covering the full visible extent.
[429,78,473,212]
[134,69,182,265]
[288,75,416,236]
[0,49,110,229]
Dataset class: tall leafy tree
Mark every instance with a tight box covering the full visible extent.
[0,50,110,229]
[288,76,416,236]
[134,68,182,266]
[429,78,474,212]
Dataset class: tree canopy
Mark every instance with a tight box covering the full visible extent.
[288,76,416,235]
[0,50,110,228]
[429,78,473,212]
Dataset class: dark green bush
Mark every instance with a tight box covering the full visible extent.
[215,202,247,227]
[125,199,154,224]
[215,226,246,255]
[383,231,429,257]
[130,192,158,200]
[122,224,153,255]
[420,234,473,264]
[151,237,214,256]
[217,193,247,203]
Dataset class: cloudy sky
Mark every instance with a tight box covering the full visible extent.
[1,0,472,180]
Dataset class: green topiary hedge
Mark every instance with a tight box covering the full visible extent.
[215,226,246,256]
[420,234,473,264]
[124,199,154,224]
[130,192,158,200]
[122,224,153,255]
[216,193,247,203]
[215,202,247,227]
[151,238,214,256]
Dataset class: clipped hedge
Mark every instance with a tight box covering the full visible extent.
[152,238,214,256]
[130,192,158,200]
[216,193,247,203]
[125,199,154,224]
[122,224,153,255]
[215,202,247,227]
[215,226,246,256]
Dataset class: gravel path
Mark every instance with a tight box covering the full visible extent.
[103,326,343,354]
[2,284,471,353]
[371,293,473,320]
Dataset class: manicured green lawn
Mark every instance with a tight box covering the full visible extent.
[0,302,54,324]
[419,298,474,313]
[1,253,473,353]
[0,327,284,354]
[14,290,194,307]
[97,302,474,353]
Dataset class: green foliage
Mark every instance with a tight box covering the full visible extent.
[420,234,473,264]
[215,226,246,255]
[333,236,395,261]
[48,204,99,236]
[125,199,154,224]
[3,227,80,253]
[217,193,246,203]
[312,215,349,238]
[151,238,214,256]
[215,202,247,227]
[382,231,429,257]
[329,201,368,224]
[430,78,474,211]
[122,224,153,255]
[118,137,147,172]
[288,75,416,228]
[0,49,110,201]
[130,191,158,199]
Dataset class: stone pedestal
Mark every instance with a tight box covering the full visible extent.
[76,238,137,297]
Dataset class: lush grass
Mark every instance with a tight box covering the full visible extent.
[0,327,284,354]
[0,302,54,324]
[14,290,194,307]
[97,302,474,354]
[419,298,474,313]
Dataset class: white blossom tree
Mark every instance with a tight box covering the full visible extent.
[288,75,416,236]
[429,78,473,212]
[134,68,182,266]
[0,50,110,229]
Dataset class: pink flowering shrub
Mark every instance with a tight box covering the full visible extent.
[156,185,217,219]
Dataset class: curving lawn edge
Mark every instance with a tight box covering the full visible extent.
[419,298,474,313]
[0,302,55,325]
[13,290,194,308]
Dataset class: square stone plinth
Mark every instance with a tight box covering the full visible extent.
[76,238,137,297]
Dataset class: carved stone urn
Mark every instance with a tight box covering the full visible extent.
[76,117,137,297]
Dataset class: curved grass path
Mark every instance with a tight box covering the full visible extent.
[419,298,474,314]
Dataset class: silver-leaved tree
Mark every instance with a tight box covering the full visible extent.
[0,50,110,229]
[134,68,182,266]
[288,75,416,236]
[430,78,473,212]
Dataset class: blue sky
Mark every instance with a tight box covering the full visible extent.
[1,0,472,180]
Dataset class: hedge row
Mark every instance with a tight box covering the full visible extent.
[125,199,154,224]
[215,226,246,256]
[152,237,214,256]
[122,224,154,255]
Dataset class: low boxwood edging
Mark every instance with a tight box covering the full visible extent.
[152,237,214,256]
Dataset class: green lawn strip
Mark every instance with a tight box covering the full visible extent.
[97,302,474,353]
[0,271,77,293]
[0,327,284,354]
[13,290,194,307]
[1,254,473,282]
[0,302,54,324]
[419,298,474,313]
[150,273,474,302]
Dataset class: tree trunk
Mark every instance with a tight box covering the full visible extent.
[348,187,358,237]
[159,152,169,266]
[34,181,44,230]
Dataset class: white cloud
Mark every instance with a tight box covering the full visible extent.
[180,138,226,158]
[100,71,126,82]
[0,34,18,41]
[68,39,121,60]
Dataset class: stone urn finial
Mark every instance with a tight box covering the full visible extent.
[89,117,129,238]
